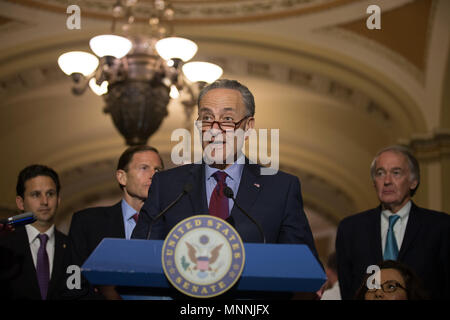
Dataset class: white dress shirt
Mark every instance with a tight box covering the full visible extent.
[381,200,411,255]
[321,281,342,300]
[25,224,55,278]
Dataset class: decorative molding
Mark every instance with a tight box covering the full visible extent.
[59,157,116,182]
[0,48,393,128]
[0,64,67,98]
[7,0,360,24]
[198,52,392,126]
[408,131,450,161]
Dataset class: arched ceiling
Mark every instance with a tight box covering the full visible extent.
[0,0,448,244]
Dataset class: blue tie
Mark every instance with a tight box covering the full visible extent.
[384,215,400,260]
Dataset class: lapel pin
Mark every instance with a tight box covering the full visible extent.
[63,243,67,249]
[254,183,260,188]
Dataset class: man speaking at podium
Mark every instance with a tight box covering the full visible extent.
[132,79,318,259]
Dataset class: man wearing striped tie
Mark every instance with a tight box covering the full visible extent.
[336,145,450,300]
[0,164,73,300]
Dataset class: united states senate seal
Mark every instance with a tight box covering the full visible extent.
[161,215,245,298]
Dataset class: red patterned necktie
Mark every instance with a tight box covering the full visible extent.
[132,213,139,223]
[209,171,229,220]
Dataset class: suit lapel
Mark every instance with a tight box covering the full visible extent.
[398,202,422,260]
[15,227,41,299]
[108,201,126,238]
[15,227,36,271]
[233,163,261,214]
[187,164,208,215]
[367,206,383,263]
[48,230,67,298]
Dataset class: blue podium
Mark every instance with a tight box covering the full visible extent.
[82,238,326,299]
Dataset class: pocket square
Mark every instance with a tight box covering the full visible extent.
[254,183,260,188]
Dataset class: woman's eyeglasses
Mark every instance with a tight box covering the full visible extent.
[367,280,406,294]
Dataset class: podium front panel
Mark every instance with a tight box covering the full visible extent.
[82,238,326,293]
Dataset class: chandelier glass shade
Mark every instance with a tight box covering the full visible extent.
[182,62,224,84]
[89,78,108,96]
[89,35,133,59]
[57,51,99,76]
[57,0,223,146]
[155,37,198,61]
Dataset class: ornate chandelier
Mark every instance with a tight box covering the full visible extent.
[57,0,222,145]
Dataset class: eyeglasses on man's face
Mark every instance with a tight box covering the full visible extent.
[367,280,406,294]
[195,115,250,131]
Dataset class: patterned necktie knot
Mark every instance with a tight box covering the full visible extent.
[213,171,227,185]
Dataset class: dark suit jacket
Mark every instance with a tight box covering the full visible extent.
[336,202,450,299]
[0,226,73,300]
[67,202,127,300]
[69,201,125,266]
[132,162,319,259]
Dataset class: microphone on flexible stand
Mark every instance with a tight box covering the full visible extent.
[223,186,266,244]
[145,183,193,240]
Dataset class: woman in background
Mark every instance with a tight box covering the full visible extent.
[355,260,429,300]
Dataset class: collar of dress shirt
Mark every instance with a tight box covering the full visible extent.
[205,153,245,182]
[25,223,55,244]
[381,200,412,220]
[121,198,138,221]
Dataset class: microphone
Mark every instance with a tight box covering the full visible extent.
[145,183,193,240]
[223,186,266,243]
[0,212,36,227]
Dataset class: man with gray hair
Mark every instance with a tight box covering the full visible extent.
[133,79,318,256]
[336,145,450,299]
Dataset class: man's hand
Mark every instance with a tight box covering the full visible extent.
[316,279,331,299]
